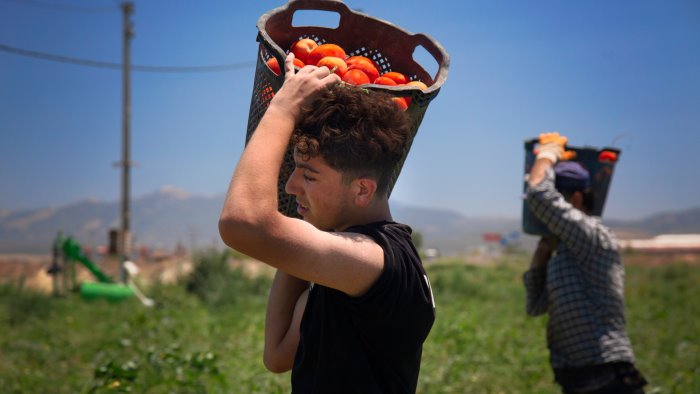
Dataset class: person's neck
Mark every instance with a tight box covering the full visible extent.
[336,197,392,231]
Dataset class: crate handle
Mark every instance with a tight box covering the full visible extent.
[257,1,353,78]
[406,33,450,91]
[283,0,354,21]
[281,1,450,88]
[257,0,449,88]
[259,0,352,34]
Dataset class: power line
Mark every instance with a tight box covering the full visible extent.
[1,0,118,13]
[0,43,256,73]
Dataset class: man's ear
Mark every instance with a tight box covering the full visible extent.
[353,177,378,208]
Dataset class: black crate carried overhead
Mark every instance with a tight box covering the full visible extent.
[522,139,622,236]
[246,0,450,217]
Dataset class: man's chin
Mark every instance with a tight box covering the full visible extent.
[304,218,333,232]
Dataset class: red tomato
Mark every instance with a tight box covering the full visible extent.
[373,76,398,86]
[307,43,347,66]
[346,55,379,70]
[266,58,281,75]
[316,56,347,77]
[392,97,408,111]
[346,57,379,83]
[342,69,370,85]
[266,57,305,76]
[292,58,306,69]
[598,150,618,163]
[259,85,275,108]
[381,71,408,85]
[290,38,318,65]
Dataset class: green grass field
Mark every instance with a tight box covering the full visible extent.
[1,252,698,393]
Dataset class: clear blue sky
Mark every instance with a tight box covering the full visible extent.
[1,0,698,220]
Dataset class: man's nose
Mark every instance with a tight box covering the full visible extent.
[285,169,300,195]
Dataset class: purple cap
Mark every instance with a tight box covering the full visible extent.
[554,161,590,191]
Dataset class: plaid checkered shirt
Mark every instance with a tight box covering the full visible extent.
[523,168,635,368]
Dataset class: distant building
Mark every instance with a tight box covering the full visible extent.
[423,248,440,262]
[620,234,700,253]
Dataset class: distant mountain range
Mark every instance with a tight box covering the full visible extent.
[606,207,700,238]
[1,187,699,255]
[0,187,224,254]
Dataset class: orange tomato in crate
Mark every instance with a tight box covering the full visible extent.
[258,85,275,108]
[406,80,428,90]
[290,38,318,64]
[316,56,348,77]
[381,71,408,85]
[346,55,377,69]
[266,57,305,76]
[403,80,428,105]
[346,56,379,82]
[307,43,347,66]
[373,76,398,86]
[392,97,408,111]
[342,69,370,85]
[561,151,577,161]
[266,58,281,75]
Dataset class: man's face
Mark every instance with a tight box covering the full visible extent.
[561,189,585,212]
[285,151,355,231]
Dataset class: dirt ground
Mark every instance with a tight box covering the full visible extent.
[1,251,697,293]
[620,252,700,266]
[0,253,274,294]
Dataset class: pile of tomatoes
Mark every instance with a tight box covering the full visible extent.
[265,38,429,111]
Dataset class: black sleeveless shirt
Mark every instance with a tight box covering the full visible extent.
[291,221,435,393]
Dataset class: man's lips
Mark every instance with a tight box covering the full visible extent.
[296,202,309,215]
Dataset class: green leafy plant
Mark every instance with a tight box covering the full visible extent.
[2,279,54,326]
[0,257,697,393]
[88,344,225,393]
[184,248,270,307]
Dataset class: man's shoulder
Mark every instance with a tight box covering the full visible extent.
[596,219,621,250]
[346,220,413,237]
[344,221,418,261]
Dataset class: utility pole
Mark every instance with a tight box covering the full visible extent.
[119,1,134,283]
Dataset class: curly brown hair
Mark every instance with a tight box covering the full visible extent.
[292,84,412,196]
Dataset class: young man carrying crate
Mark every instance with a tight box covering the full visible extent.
[219,54,435,393]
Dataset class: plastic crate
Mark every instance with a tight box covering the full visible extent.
[246,0,450,217]
[522,139,621,236]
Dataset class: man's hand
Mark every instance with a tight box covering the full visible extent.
[536,132,568,164]
[220,54,341,261]
[268,53,341,123]
[529,132,576,186]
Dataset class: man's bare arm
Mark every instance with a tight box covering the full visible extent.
[218,56,383,296]
[263,270,309,373]
[530,237,556,269]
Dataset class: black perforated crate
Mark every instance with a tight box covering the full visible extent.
[246,0,450,216]
[522,139,621,236]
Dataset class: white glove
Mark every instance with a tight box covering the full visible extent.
[536,132,568,163]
